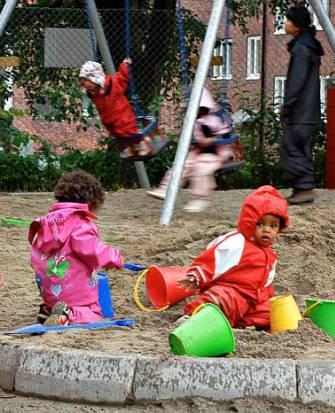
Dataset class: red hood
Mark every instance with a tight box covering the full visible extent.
[237,186,289,242]
[28,202,96,254]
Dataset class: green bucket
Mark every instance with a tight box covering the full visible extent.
[169,303,235,357]
[305,298,335,338]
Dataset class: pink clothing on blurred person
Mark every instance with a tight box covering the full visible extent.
[29,202,123,323]
[151,87,234,201]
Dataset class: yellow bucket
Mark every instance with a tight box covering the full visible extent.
[270,294,302,333]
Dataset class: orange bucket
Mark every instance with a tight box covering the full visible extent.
[145,266,193,309]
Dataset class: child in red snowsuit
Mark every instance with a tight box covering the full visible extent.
[178,185,289,329]
[80,59,152,157]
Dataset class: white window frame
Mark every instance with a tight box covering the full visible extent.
[246,36,261,80]
[212,39,233,80]
[4,69,14,111]
[274,76,286,113]
[320,75,330,113]
[274,9,286,35]
[310,0,329,31]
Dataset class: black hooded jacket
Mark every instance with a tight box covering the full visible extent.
[282,29,324,125]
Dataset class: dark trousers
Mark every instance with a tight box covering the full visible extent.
[281,124,316,190]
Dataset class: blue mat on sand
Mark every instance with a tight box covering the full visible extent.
[4,319,135,335]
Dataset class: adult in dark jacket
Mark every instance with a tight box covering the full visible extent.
[281,5,324,204]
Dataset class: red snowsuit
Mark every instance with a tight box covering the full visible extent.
[88,63,138,138]
[184,186,289,329]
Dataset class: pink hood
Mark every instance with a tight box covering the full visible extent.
[200,87,219,113]
[237,186,290,242]
[29,202,123,309]
[29,203,96,254]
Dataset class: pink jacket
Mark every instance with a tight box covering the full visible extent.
[28,202,123,308]
[193,87,231,143]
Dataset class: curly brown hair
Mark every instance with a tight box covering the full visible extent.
[54,170,105,212]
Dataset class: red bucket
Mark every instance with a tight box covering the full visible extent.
[145,266,193,309]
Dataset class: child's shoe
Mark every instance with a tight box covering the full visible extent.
[120,146,136,159]
[183,199,209,213]
[146,187,167,200]
[137,138,153,157]
[37,304,51,324]
[43,301,70,326]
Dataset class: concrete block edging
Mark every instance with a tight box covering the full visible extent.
[0,343,335,406]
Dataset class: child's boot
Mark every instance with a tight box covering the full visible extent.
[44,301,70,326]
[120,146,136,159]
[137,137,153,157]
[184,199,209,213]
[37,304,51,324]
[146,187,167,200]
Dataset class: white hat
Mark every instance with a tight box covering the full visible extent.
[79,61,105,88]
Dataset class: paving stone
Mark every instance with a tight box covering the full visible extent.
[133,357,297,401]
[298,361,335,406]
[0,344,21,391]
[15,347,137,403]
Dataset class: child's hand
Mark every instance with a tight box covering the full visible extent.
[123,57,133,65]
[178,276,197,292]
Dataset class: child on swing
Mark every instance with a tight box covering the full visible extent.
[147,87,243,212]
[177,186,289,330]
[80,59,153,158]
[29,170,124,326]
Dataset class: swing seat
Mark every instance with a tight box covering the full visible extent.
[111,115,169,161]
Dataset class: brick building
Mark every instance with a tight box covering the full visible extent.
[5,1,335,149]
[186,0,333,114]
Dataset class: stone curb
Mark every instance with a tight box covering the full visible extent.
[0,344,335,406]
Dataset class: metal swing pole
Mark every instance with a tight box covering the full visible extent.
[86,0,151,189]
[86,0,116,73]
[160,0,226,225]
[0,0,18,37]
[310,0,335,53]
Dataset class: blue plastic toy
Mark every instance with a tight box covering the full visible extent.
[97,272,115,318]
[123,262,145,272]
[4,319,135,335]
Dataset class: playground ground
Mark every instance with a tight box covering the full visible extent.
[0,189,335,360]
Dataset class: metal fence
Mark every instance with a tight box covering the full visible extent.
[0,2,332,153]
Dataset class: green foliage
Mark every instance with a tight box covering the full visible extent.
[0,109,32,153]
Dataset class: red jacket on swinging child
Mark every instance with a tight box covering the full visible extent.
[80,61,138,138]
[183,186,290,329]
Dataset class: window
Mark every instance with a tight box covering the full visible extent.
[320,76,330,113]
[247,36,261,80]
[3,69,13,111]
[274,76,286,113]
[212,39,233,80]
[274,9,286,35]
[273,76,329,114]
[310,0,329,31]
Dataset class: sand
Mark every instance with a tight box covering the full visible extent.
[0,188,335,359]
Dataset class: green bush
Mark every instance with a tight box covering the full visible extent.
[0,102,326,192]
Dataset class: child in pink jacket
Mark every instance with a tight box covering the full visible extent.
[29,170,124,325]
[147,88,243,212]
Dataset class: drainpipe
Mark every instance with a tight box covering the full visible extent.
[260,1,267,147]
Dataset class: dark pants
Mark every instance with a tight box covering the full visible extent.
[281,124,316,190]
